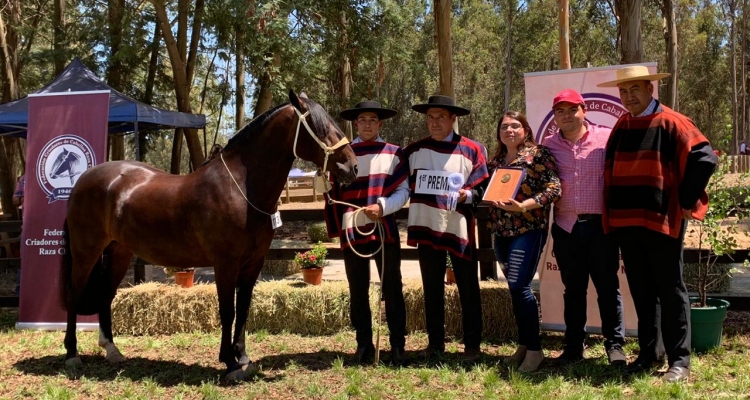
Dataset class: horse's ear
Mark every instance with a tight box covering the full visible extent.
[289,90,304,111]
[299,91,308,99]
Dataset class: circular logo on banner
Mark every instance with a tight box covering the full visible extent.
[536,93,628,143]
[36,135,96,203]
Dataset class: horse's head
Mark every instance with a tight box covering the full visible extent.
[288,90,358,184]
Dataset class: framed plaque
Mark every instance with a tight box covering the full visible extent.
[482,167,526,203]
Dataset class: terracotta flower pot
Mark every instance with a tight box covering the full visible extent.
[302,267,323,285]
[173,270,195,288]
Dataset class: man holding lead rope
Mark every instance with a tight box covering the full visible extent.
[324,100,410,366]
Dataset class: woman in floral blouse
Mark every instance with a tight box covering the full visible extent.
[485,111,561,372]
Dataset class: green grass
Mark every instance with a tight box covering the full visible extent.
[1,308,749,399]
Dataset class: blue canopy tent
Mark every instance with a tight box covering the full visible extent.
[0,57,206,160]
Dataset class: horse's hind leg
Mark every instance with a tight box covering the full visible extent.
[233,259,263,370]
[64,307,82,367]
[97,243,132,364]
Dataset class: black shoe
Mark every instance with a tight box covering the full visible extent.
[662,366,690,383]
[624,357,658,376]
[355,344,375,364]
[461,347,483,363]
[390,347,406,366]
[421,346,445,361]
[555,350,584,366]
[606,344,627,367]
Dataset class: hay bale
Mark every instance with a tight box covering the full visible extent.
[307,222,331,243]
[111,278,516,341]
[262,259,299,276]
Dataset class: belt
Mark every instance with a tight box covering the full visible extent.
[576,214,602,223]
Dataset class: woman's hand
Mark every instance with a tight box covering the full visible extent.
[492,198,526,213]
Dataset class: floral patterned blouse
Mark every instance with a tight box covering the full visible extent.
[486,145,561,237]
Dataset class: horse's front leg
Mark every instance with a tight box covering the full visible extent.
[215,264,244,381]
[233,260,263,370]
[64,307,82,367]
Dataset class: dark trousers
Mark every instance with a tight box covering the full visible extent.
[551,219,625,352]
[615,224,691,368]
[417,244,482,350]
[494,229,547,351]
[343,238,406,350]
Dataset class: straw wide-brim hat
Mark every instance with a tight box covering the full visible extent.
[411,95,471,116]
[340,100,398,121]
[597,65,671,88]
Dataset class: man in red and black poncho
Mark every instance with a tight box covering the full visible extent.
[324,101,409,366]
[598,66,718,383]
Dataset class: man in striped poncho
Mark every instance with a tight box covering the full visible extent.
[324,101,409,366]
[405,95,489,362]
[598,66,718,383]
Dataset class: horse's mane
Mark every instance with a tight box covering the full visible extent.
[223,98,333,153]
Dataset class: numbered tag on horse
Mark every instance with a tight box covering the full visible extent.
[271,211,282,230]
[314,171,331,193]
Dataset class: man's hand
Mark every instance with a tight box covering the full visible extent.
[682,208,695,220]
[457,189,468,204]
[363,203,383,221]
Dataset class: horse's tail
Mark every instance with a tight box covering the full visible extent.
[59,219,109,315]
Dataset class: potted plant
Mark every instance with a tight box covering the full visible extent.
[689,152,749,352]
[295,242,328,285]
[445,254,456,285]
[163,267,195,288]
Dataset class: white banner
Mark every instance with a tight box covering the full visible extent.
[524,63,661,335]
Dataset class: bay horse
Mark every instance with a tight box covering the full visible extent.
[59,91,358,381]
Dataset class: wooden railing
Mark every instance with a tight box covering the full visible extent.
[726,154,750,173]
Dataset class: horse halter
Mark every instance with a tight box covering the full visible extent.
[292,107,350,191]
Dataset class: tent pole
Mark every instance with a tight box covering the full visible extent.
[134,122,140,162]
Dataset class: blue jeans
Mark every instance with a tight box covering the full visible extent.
[494,229,547,351]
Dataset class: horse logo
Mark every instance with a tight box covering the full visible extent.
[36,135,96,203]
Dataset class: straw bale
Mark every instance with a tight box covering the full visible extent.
[111,279,516,341]
[262,259,299,276]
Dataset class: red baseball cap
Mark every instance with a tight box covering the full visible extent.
[552,89,585,109]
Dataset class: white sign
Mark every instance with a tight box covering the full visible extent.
[415,170,453,195]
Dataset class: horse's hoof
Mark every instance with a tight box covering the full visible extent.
[106,351,126,364]
[224,368,246,382]
[244,362,259,375]
[65,357,82,368]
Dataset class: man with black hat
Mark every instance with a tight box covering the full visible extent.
[543,89,626,367]
[324,100,409,365]
[405,95,489,361]
[598,66,718,382]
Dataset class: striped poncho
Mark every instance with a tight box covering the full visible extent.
[603,104,716,239]
[405,134,489,260]
[324,141,409,249]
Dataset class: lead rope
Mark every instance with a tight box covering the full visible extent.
[324,193,387,365]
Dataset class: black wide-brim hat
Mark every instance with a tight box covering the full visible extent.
[411,95,470,116]
[340,100,398,121]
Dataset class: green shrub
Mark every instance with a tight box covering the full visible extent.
[307,221,331,243]
[684,263,732,293]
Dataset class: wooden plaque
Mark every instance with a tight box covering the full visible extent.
[482,168,526,203]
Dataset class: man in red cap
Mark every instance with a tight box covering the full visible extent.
[542,89,626,366]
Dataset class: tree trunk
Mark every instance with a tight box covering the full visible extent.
[0,1,23,218]
[53,0,66,74]
[728,1,738,152]
[171,129,184,174]
[150,0,206,171]
[662,0,678,109]
[253,53,280,118]
[107,0,126,160]
[503,1,515,112]
[742,0,747,148]
[616,0,643,64]
[558,0,571,70]
[435,0,457,132]
[340,11,352,140]
[235,26,245,130]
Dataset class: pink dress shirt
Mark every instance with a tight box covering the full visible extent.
[542,123,611,233]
